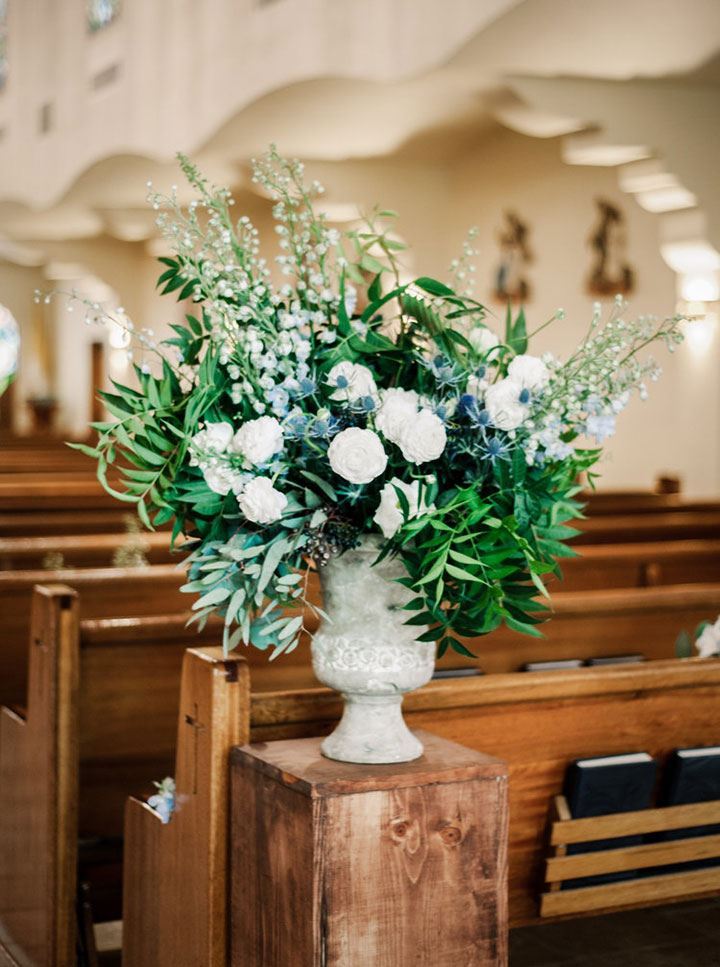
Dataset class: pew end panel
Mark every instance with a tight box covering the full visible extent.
[0,586,80,967]
[122,647,250,967]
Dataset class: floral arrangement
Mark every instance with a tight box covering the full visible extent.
[68,148,684,659]
[0,304,19,397]
[676,615,720,659]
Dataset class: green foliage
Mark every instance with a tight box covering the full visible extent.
[66,147,683,664]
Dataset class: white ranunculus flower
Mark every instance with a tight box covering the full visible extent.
[202,464,245,497]
[485,378,529,431]
[469,326,500,356]
[191,421,234,456]
[232,416,284,467]
[374,387,419,443]
[327,361,378,404]
[696,616,720,658]
[373,477,434,539]
[237,476,288,524]
[397,409,447,464]
[507,354,549,392]
[327,427,388,484]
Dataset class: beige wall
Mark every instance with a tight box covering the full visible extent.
[445,129,717,497]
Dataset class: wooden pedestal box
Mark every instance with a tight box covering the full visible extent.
[230,731,508,967]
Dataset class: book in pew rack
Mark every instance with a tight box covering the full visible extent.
[654,746,720,872]
[562,752,657,888]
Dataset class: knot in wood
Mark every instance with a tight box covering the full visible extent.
[390,819,410,840]
[439,824,462,847]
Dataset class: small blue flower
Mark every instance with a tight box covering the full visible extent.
[585,413,616,444]
[267,386,290,417]
[311,416,341,439]
[284,412,309,439]
[458,394,491,429]
[518,387,531,405]
[426,355,463,388]
[482,435,510,463]
[357,395,376,413]
[147,777,175,825]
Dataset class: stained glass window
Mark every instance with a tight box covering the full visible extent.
[87,0,121,32]
[0,0,8,90]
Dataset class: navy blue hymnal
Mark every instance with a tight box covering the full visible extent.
[562,752,657,888]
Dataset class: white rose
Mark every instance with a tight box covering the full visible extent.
[191,421,234,455]
[373,477,434,539]
[374,387,419,443]
[485,378,529,431]
[237,477,288,524]
[232,416,284,467]
[203,464,245,496]
[696,617,720,658]
[397,410,447,464]
[328,361,378,404]
[507,354,549,392]
[469,326,499,356]
[327,427,388,484]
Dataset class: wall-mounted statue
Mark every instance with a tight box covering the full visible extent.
[587,198,635,297]
[494,211,532,303]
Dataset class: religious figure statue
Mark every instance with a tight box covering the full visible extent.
[494,211,532,303]
[587,198,635,297]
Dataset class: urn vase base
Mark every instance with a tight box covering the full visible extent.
[320,693,423,764]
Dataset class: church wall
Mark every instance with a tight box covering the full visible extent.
[444,128,718,497]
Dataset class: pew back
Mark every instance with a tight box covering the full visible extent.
[0,564,188,707]
[0,531,176,570]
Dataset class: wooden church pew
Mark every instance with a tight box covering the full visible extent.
[247,657,720,926]
[123,648,249,967]
[574,509,720,544]
[3,575,717,961]
[557,539,720,591]
[560,540,720,591]
[121,656,720,959]
[0,563,189,706]
[0,531,176,570]
[0,588,223,966]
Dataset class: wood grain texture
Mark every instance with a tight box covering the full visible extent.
[123,647,250,967]
[541,867,720,917]
[242,658,720,925]
[549,799,720,844]
[545,832,720,880]
[231,733,508,967]
[0,564,188,706]
[0,586,79,967]
[0,531,177,570]
[555,539,720,591]
[574,510,720,544]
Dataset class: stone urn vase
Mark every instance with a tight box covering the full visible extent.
[311,536,435,764]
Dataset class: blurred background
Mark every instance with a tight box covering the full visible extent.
[0,0,718,494]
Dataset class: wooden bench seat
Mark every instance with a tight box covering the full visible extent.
[0,588,225,966]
